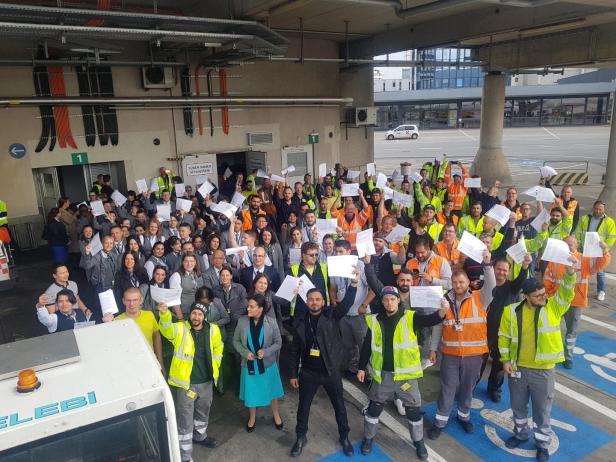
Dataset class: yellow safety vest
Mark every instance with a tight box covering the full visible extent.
[0,200,7,227]
[498,271,576,367]
[365,310,422,383]
[158,310,223,390]
[290,263,329,316]
[457,215,484,238]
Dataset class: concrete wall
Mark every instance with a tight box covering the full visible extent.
[0,37,373,221]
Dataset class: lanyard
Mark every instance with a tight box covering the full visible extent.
[308,316,319,349]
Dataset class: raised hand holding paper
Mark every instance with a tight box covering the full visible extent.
[176,198,192,213]
[89,233,103,255]
[135,178,148,193]
[231,192,246,208]
[316,218,338,235]
[367,163,376,176]
[327,255,358,278]
[356,229,376,258]
[270,174,285,183]
[341,183,360,197]
[385,224,411,243]
[506,238,527,264]
[376,173,388,189]
[174,183,186,197]
[541,238,573,266]
[98,289,119,315]
[150,286,182,307]
[583,232,603,257]
[149,177,160,192]
[458,231,487,263]
[90,200,106,217]
[212,201,237,219]
[530,208,551,232]
[486,204,512,226]
[157,204,171,222]
[198,179,215,197]
[275,275,301,302]
[319,163,327,177]
[464,177,481,188]
[410,286,443,309]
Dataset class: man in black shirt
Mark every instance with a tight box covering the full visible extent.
[289,269,360,458]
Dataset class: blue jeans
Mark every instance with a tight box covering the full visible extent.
[597,271,605,292]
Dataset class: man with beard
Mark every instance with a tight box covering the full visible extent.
[159,301,224,461]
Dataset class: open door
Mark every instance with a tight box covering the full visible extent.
[281,145,313,185]
[245,151,267,185]
[34,167,60,218]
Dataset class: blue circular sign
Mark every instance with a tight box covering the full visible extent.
[8,143,26,159]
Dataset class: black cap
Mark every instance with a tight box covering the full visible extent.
[521,278,544,295]
[372,188,382,194]
[423,204,436,212]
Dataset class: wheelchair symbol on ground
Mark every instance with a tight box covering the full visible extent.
[424,382,612,461]
[559,331,616,396]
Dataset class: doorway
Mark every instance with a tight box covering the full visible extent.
[281,145,313,185]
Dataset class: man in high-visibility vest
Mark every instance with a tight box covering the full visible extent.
[414,182,442,213]
[158,301,224,461]
[331,189,370,250]
[457,201,484,238]
[552,184,580,231]
[357,286,449,460]
[156,167,175,198]
[241,194,267,232]
[574,200,616,301]
[423,205,444,243]
[436,199,458,226]
[543,235,610,368]
[428,250,495,439]
[447,174,467,216]
[499,261,577,462]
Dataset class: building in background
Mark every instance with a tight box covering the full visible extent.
[374,48,615,130]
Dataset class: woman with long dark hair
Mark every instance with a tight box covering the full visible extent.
[126,235,146,267]
[144,241,168,280]
[259,227,284,282]
[233,293,284,432]
[114,251,148,312]
[169,252,204,319]
[43,207,70,263]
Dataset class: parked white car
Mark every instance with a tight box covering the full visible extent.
[385,124,419,140]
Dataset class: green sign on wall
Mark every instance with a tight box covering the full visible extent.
[71,152,89,165]
[308,133,319,144]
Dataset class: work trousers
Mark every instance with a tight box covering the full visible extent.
[478,345,505,393]
[175,381,213,462]
[418,326,434,360]
[364,371,423,442]
[339,315,367,373]
[508,367,555,449]
[563,306,582,362]
[435,354,483,428]
[295,368,350,440]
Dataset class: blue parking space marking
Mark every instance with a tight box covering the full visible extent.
[558,331,616,397]
[318,441,393,461]
[610,313,616,320]
[424,382,612,461]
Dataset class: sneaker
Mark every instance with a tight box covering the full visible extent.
[597,291,606,301]
[563,359,573,369]
[427,426,442,440]
[505,436,523,449]
[489,390,502,403]
[536,447,549,462]
[457,417,474,434]
[193,436,217,448]
[415,439,428,460]
[360,438,373,455]
[394,398,406,416]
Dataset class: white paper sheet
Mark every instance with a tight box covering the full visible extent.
[382,186,394,200]
[530,208,551,232]
[211,201,237,219]
[393,191,412,208]
[385,225,411,243]
[224,167,233,179]
[409,171,423,183]
[458,231,488,263]
[464,177,482,188]
[506,238,527,264]
[135,178,148,194]
[195,175,207,185]
[89,233,103,256]
[149,177,160,192]
[174,183,186,197]
[256,169,269,178]
[111,190,127,207]
[376,173,388,189]
[176,198,192,213]
[451,165,463,178]
[327,255,358,278]
[270,174,286,183]
[157,204,171,222]
[150,286,182,307]
[231,192,246,208]
[341,183,360,197]
[536,187,556,203]
[540,165,558,178]
[316,218,338,235]
[90,200,106,217]
[225,245,249,256]
[541,238,573,266]
[281,165,296,175]
[356,228,376,258]
[367,163,376,176]
[318,163,327,177]
[198,179,216,197]
[435,153,444,163]
[98,289,119,315]
[289,247,302,265]
[275,275,301,302]
[297,274,316,302]
[347,170,361,179]
[583,231,603,257]
[409,286,444,309]
[486,204,512,227]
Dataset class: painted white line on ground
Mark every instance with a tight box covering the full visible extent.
[542,127,560,139]
[457,129,477,141]
[603,273,616,281]
[342,379,448,462]
[419,147,444,150]
[580,314,616,333]
[554,382,616,421]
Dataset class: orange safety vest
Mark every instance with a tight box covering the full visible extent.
[544,250,610,308]
[551,198,578,217]
[447,183,467,211]
[333,208,369,248]
[241,208,267,231]
[406,254,445,283]
[444,165,469,187]
[436,211,459,226]
[441,290,488,356]
[434,240,461,267]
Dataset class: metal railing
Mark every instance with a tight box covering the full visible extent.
[9,222,45,250]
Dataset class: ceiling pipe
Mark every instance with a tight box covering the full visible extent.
[0,59,187,67]
[395,0,564,18]
[0,96,355,107]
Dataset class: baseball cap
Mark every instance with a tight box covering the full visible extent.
[521,278,544,295]
[381,286,400,299]
[423,204,436,212]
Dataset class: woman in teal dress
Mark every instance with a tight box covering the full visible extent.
[233,293,284,432]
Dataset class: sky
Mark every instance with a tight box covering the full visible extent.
[374,51,409,79]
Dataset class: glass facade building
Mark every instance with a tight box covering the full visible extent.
[416,49,484,90]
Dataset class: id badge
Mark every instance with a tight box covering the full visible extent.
[400,382,411,392]
[186,389,197,399]
[511,371,522,379]
[454,323,464,332]
[310,348,321,357]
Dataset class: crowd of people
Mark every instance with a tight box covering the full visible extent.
[34,160,615,462]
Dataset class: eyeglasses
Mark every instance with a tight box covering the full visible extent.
[306,253,319,257]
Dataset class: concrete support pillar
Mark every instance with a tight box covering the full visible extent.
[598,95,616,217]
[471,72,512,186]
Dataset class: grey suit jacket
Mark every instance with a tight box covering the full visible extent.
[202,266,223,290]
[233,315,281,369]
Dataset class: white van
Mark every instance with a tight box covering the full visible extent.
[0,320,180,461]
